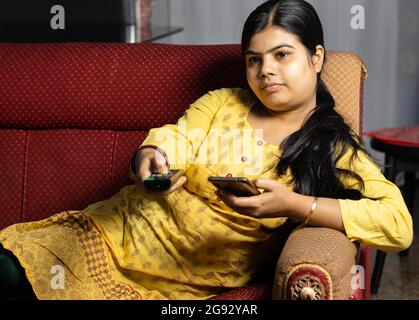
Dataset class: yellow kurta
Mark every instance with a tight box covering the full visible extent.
[0,88,413,300]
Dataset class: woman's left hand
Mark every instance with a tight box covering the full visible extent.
[215,179,297,218]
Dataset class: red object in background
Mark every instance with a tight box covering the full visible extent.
[364,126,419,147]
[139,0,154,40]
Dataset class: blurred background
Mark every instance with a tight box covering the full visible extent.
[0,0,418,299]
[2,0,417,158]
[157,0,419,159]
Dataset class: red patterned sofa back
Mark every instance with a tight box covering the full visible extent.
[0,43,247,229]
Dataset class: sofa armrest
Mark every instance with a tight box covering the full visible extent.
[272,226,357,300]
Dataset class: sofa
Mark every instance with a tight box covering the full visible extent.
[0,42,371,300]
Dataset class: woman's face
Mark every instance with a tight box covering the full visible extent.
[245,26,324,115]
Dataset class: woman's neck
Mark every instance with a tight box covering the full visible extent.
[257,101,316,129]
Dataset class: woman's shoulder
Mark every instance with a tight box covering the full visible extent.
[194,88,256,114]
[206,87,254,102]
[335,142,380,174]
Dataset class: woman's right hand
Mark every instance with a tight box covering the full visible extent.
[134,147,187,195]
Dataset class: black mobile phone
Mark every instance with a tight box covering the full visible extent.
[144,169,184,191]
[208,176,261,197]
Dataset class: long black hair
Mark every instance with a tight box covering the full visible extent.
[241,0,375,199]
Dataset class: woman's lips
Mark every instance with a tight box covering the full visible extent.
[262,83,283,93]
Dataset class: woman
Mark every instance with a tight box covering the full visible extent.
[0,0,413,300]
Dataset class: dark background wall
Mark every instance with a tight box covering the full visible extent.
[0,0,137,42]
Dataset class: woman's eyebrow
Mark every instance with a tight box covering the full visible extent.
[245,44,295,55]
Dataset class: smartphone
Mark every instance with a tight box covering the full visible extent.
[208,176,261,197]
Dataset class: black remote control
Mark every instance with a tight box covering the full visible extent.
[143,169,184,191]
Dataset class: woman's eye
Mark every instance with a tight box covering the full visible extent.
[276,52,289,58]
[248,56,260,64]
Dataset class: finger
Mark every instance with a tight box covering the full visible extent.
[138,158,153,183]
[217,190,256,209]
[163,176,187,196]
[253,179,278,191]
[217,192,255,216]
[151,156,168,174]
[220,189,260,207]
[136,157,161,194]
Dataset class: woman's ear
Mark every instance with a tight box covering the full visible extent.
[311,45,325,74]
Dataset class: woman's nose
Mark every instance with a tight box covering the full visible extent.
[259,58,276,77]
